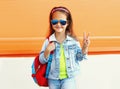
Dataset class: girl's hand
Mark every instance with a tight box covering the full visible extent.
[83,32,90,48]
[44,42,55,59]
[47,42,56,52]
[82,32,90,54]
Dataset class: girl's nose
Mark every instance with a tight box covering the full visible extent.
[57,22,61,26]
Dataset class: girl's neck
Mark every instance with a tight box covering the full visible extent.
[55,32,66,44]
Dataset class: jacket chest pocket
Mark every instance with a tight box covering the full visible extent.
[68,44,77,54]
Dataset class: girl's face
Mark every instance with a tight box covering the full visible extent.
[51,11,68,33]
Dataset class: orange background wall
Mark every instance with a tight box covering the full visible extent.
[0,0,120,56]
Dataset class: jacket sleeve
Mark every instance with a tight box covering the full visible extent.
[39,39,50,64]
[76,41,88,61]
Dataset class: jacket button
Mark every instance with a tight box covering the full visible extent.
[68,67,71,68]
[67,58,69,60]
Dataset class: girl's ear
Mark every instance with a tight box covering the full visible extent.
[66,23,68,27]
[66,20,69,26]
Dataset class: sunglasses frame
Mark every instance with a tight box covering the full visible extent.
[51,19,67,25]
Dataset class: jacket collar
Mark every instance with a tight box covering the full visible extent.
[49,33,73,42]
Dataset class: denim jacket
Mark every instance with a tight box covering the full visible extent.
[39,33,87,79]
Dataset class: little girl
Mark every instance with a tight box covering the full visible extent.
[39,6,90,89]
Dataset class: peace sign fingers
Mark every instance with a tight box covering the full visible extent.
[83,32,90,48]
[83,32,89,40]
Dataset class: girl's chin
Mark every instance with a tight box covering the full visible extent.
[56,29,63,32]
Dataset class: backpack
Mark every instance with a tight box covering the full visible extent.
[31,39,53,87]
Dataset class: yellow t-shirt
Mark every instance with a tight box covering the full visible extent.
[59,44,68,79]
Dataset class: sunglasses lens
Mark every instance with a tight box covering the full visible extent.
[51,19,58,25]
[51,19,67,25]
[60,20,67,25]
